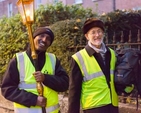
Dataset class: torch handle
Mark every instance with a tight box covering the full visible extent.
[42,107,46,113]
[34,60,47,113]
[27,24,46,113]
[36,82,46,113]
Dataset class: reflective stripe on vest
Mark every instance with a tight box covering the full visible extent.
[75,52,114,82]
[14,103,59,113]
[15,52,59,113]
[18,52,55,82]
[72,48,118,109]
[17,52,56,89]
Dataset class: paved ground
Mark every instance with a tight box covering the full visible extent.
[0,90,14,113]
[119,103,141,113]
[0,90,141,113]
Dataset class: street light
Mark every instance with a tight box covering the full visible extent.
[16,0,46,113]
[17,0,34,24]
[16,0,36,60]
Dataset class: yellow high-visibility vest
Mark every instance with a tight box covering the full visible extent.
[72,48,118,110]
[14,52,59,113]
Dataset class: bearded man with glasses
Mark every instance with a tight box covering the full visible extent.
[68,18,119,113]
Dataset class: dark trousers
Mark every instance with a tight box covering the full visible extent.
[83,104,119,113]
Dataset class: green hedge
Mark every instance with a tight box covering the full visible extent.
[0,2,96,78]
[1,2,141,81]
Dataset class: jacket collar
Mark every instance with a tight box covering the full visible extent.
[85,44,110,56]
[26,45,46,59]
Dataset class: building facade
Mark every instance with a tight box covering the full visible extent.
[0,0,18,18]
[0,0,141,18]
[63,0,141,14]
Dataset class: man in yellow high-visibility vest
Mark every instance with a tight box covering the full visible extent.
[68,18,119,113]
[1,27,69,113]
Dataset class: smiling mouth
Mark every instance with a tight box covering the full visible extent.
[39,42,46,47]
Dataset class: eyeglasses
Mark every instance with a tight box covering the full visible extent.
[88,30,104,36]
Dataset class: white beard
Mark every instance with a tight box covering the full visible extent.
[90,36,104,46]
[88,41,107,54]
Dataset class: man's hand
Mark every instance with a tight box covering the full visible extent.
[36,96,47,107]
[33,71,45,82]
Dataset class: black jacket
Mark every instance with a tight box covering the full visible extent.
[1,48,69,107]
[68,45,119,113]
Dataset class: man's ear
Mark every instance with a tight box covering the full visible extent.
[85,34,89,41]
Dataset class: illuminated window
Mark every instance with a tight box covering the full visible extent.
[54,0,59,3]
[0,0,5,2]
[75,0,83,4]
[36,0,41,8]
[8,3,13,17]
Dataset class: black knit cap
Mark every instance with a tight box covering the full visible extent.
[33,27,54,44]
[83,18,105,34]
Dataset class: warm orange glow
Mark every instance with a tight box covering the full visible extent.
[16,0,34,24]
